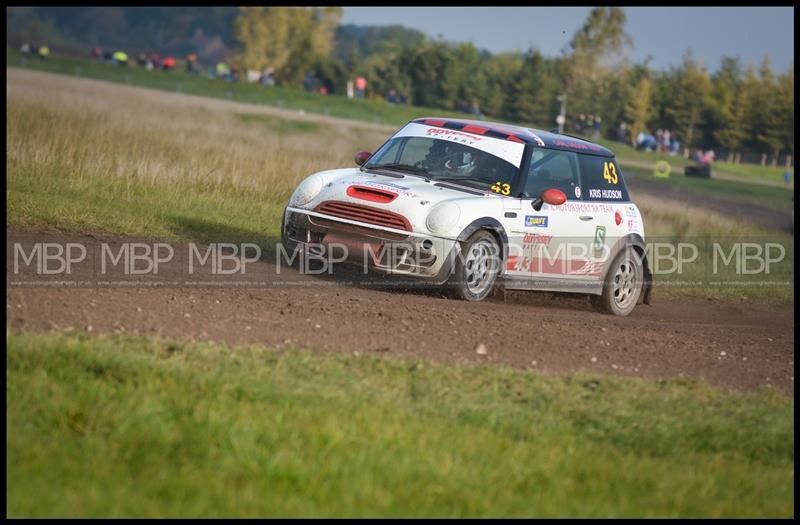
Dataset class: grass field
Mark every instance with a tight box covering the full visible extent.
[625,165,794,212]
[6,330,794,517]
[6,47,461,128]
[6,68,793,303]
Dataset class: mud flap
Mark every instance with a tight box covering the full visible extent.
[640,266,653,305]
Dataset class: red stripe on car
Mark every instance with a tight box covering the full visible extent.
[462,124,488,135]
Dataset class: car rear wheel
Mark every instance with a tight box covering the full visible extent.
[449,230,501,301]
[592,247,643,316]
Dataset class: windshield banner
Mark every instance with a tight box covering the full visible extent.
[393,122,525,168]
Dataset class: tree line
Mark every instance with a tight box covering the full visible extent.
[235,7,794,163]
[7,6,793,163]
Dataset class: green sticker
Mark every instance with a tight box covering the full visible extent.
[593,225,606,251]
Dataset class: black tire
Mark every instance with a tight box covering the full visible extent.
[592,246,644,316]
[448,230,502,301]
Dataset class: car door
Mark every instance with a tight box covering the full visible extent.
[576,155,634,279]
[505,148,598,289]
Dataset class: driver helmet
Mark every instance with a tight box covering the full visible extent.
[444,150,476,176]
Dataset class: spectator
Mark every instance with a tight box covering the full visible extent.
[593,116,602,139]
[90,46,102,60]
[355,76,367,99]
[20,42,31,54]
[469,100,484,118]
[215,62,229,79]
[260,67,275,86]
[161,56,176,71]
[112,51,128,66]
[695,149,715,166]
[386,89,399,104]
[636,132,657,151]
[229,64,240,82]
[574,114,585,134]
[669,137,680,156]
[136,53,148,68]
[185,53,198,74]
[303,70,316,92]
[37,45,50,60]
[617,121,628,143]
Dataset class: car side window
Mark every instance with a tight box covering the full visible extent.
[523,149,580,199]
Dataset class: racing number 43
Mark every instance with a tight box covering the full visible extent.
[491,181,511,195]
[603,162,618,185]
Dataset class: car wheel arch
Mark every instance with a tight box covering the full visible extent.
[456,217,509,265]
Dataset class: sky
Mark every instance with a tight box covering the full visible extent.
[341,7,794,73]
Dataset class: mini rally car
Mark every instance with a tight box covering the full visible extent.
[282,118,652,316]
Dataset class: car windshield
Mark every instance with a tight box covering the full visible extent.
[364,136,518,192]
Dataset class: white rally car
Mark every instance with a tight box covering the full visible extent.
[282,118,652,316]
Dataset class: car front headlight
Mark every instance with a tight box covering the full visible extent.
[289,174,325,207]
[426,201,461,235]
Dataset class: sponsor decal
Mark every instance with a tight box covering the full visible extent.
[627,219,639,232]
[568,261,605,276]
[425,127,482,145]
[353,180,416,197]
[394,123,525,168]
[615,210,623,226]
[525,215,548,228]
[505,256,602,276]
[548,202,613,213]
[363,181,410,191]
[553,139,603,152]
[574,186,582,199]
[522,233,552,247]
[593,225,606,252]
[625,205,638,218]
[588,188,624,200]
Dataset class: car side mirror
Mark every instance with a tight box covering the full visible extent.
[531,188,567,211]
[354,151,372,166]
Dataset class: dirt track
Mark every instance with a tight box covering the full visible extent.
[6,229,794,395]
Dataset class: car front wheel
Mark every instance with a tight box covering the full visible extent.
[449,230,501,301]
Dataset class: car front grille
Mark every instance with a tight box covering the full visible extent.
[315,201,411,232]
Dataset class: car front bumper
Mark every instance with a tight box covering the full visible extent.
[282,206,460,283]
